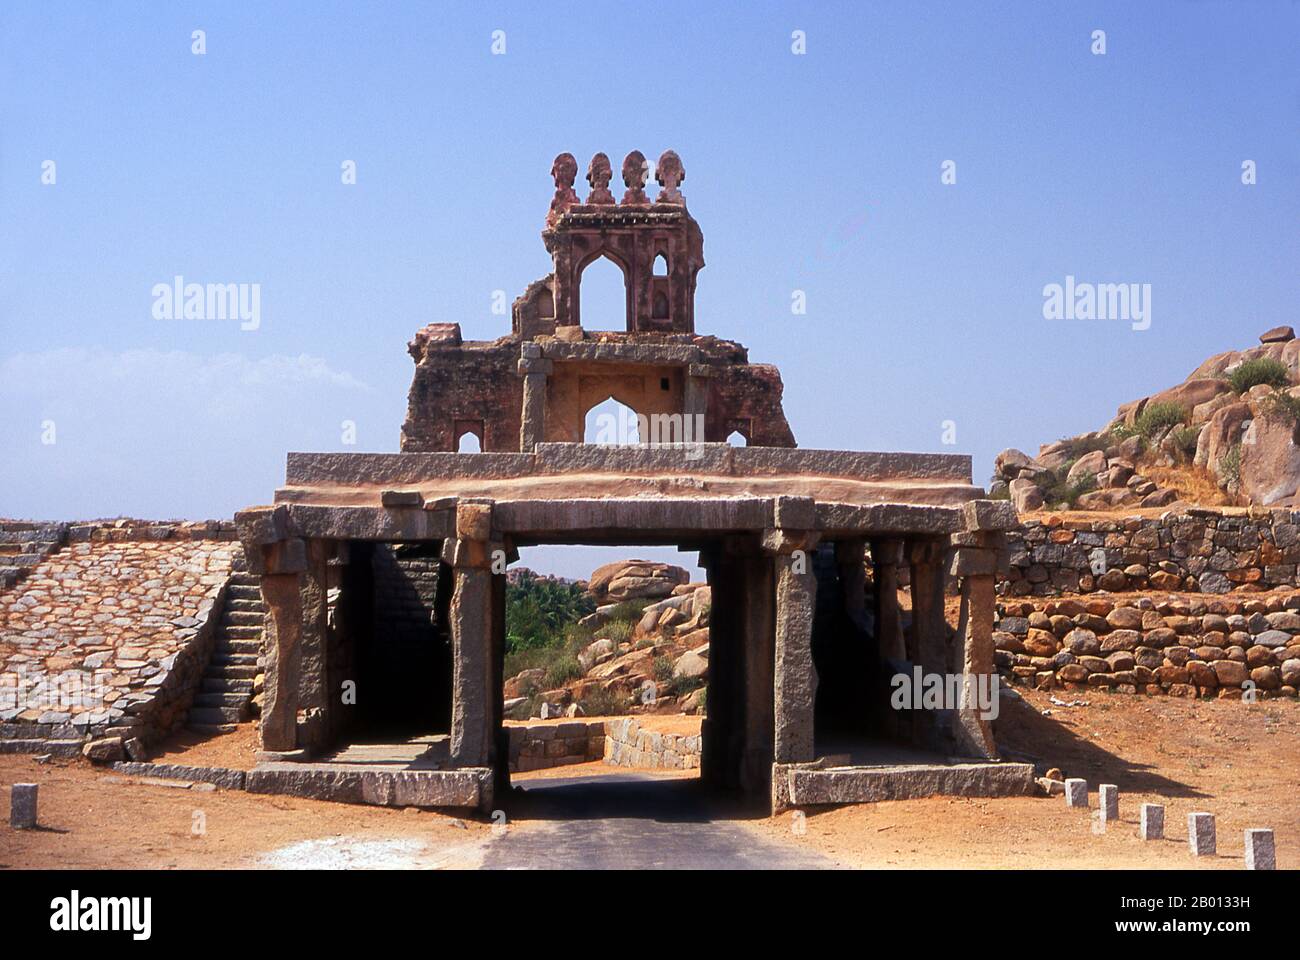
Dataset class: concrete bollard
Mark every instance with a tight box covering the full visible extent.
[1099,784,1119,824]
[1064,778,1088,808]
[1188,812,1216,856]
[10,783,38,830]
[1140,803,1164,841]
[1244,829,1275,870]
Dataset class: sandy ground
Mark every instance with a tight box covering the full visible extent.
[744,688,1300,869]
[3,693,1295,869]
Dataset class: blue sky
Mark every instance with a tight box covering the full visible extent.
[1,2,1296,579]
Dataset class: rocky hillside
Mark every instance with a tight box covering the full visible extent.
[995,325,1300,511]
[503,559,710,720]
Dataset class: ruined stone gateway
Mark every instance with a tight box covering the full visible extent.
[235,149,1033,813]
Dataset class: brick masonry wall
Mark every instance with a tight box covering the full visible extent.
[1002,509,1300,597]
[603,717,702,770]
[996,593,1300,698]
[507,720,607,772]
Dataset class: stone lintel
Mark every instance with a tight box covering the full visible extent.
[456,500,494,541]
[816,502,963,537]
[265,538,307,575]
[493,497,772,536]
[773,495,816,530]
[285,504,451,541]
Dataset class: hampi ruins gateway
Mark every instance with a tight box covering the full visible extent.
[231,149,1034,813]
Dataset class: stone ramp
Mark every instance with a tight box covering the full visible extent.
[0,532,238,748]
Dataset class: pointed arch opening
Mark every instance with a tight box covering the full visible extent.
[584,397,641,445]
[577,254,629,331]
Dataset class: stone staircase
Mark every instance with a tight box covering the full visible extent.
[0,522,67,590]
[188,555,263,734]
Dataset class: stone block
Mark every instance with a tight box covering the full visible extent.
[1064,777,1088,808]
[1140,802,1164,840]
[1188,812,1216,856]
[1244,828,1275,870]
[1099,783,1119,823]
[10,783,37,829]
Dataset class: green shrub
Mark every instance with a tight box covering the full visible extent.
[652,655,673,682]
[543,654,582,689]
[577,686,628,717]
[1228,357,1290,394]
[1039,466,1096,508]
[1263,389,1300,425]
[1134,402,1187,439]
[1168,424,1201,460]
[601,619,635,645]
[1218,445,1242,487]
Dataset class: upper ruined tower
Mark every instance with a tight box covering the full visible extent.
[401,149,795,453]
[512,149,705,337]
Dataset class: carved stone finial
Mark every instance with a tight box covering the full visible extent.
[547,152,580,224]
[620,150,649,205]
[655,150,685,204]
[586,153,615,205]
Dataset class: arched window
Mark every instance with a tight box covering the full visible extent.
[457,430,482,452]
[584,397,641,445]
[652,253,668,276]
[726,430,748,447]
[578,255,628,330]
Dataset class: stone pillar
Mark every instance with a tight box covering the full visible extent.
[835,539,867,630]
[296,539,332,754]
[766,505,819,766]
[444,501,499,770]
[949,532,1004,759]
[907,538,949,675]
[683,363,711,439]
[517,346,552,452]
[740,549,775,798]
[259,539,307,754]
[870,538,905,662]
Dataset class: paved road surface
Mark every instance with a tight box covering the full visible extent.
[480,773,834,870]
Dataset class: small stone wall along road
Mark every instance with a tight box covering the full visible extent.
[481,773,834,870]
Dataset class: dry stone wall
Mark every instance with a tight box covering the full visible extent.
[1002,509,1300,597]
[603,716,702,770]
[506,719,606,772]
[995,592,1300,698]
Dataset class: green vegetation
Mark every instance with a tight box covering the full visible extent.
[1039,465,1096,509]
[576,686,628,717]
[1168,424,1201,461]
[1133,401,1187,439]
[1218,444,1242,487]
[502,569,646,687]
[505,569,595,651]
[1228,357,1290,394]
[1263,388,1300,426]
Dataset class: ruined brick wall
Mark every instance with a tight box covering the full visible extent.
[996,593,1300,699]
[1001,510,1300,597]
[708,361,796,446]
[401,335,523,452]
[604,716,702,770]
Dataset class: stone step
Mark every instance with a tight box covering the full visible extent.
[202,677,254,693]
[221,624,262,639]
[229,573,260,587]
[189,706,246,725]
[209,664,259,680]
[188,722,238,735]
[227,584,262,601]
[211,652,259,666]
[227,598,264,613]
[193,692,249,708]
[215,638,261,655]
[223,610,262,627]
